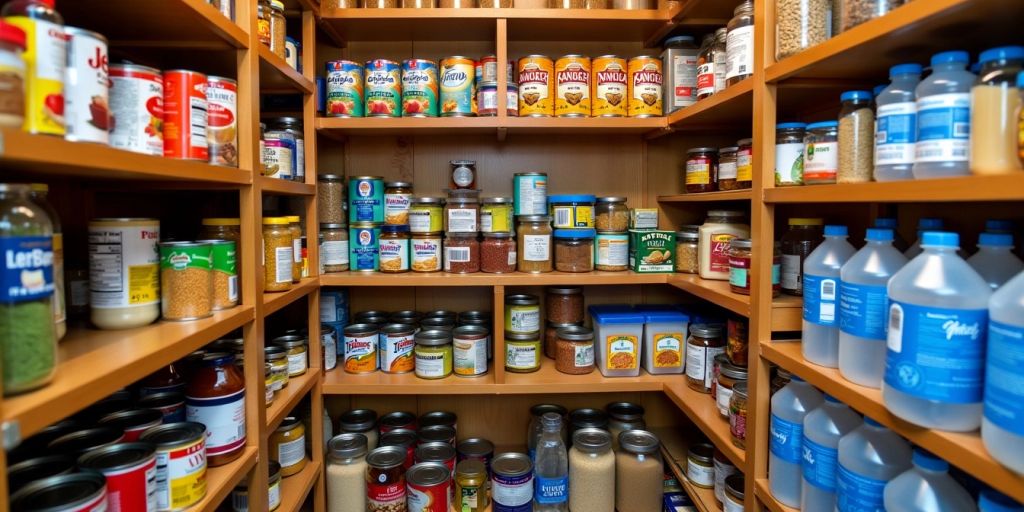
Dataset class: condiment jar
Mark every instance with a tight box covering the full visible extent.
[505,332,541,373]
[685,147,718,193]
[716,146,739,190]
[803,120,839,184]
[379,224,410,273]
[727,238,753,295]
[555,326,595,375]
[775,122,807,186]
[274,335,308,377]
[200,217,241,243]
[414,330,453,379]
[726,317,749,368]
[729,381,748,449]
[724,474,745,511]
[779,217,824,296]
[686,442,715,489]
[545,321,582,360]
[326,433,369,512]
[384,181,413,225]
[675,230,699,273]
[505,294,541,335]
[409,197,445,233]
[686,324,725,394]
[286,216,303,282]
[186,353,246,466]
[265,345,289,391]
[553,229,595,272]
[516,215,553,273]
[716,361,748,417]
[262,217,293,292]
[455,459,489,511]
[546,286,583,324]
[270,416,308,477]
[698,210,750,281]
[449,160,477,190]
[725,0,754,86]
[735,138,753,188]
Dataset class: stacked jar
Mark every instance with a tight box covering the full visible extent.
[481,196,515,273]
[445,189,480,273]
[594,197,630,271]
[544,287,585,367]
[409,196,444,273]
[550,195,597,273]
[506,294,542,374]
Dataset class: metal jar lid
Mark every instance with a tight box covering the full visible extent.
[412,196,446,205]
[557,325,593,341]
[355,310,390,322]
[350,175,384,181]
[98,408,163,432]
[518,214,552,223]
[531,404,567,418]
[546,286,582,295]
[689,323,724,339]
[318,174,344,182]
[367,446,407,470]
[386,181,413,188]
[265,345,287,361]
[456,438,495,459]
[277,416,302,432]
[707,210,745,218]
[687,147,718,154]
[10,472,107,511]
[725,474,745,502]
[418,425,456,444]
[569,408,609,430]
[407,462,451,487]
[423,309,458,321]
[415,329,452,347]
[328,433,368,462]
[390,310,422,323]
[458,310,491,325]
[421,317,455,330]
[730,238,753,250]
[720,361,749,380]
[506,332,539,342]
[415,441,456,463]
[733,381,749,399]
[482,196,513,204]
[343,323,379,338]
[456,459,487,478]
[77,442,156,473]
[491,452,532,478]
[572,428,612,453]
[619,430,660,455]
[596,196,627,204]
[688,442,714,464]
[505,294,539,306]
[340,409,378,432]
[380,411,417,430]
[676,230,699,241]
[419,411,457,428]
[273,334,308,348]
[453,325,489,339]
[138,422,207,448]
[382,323,415,336]
[607,402,644,421]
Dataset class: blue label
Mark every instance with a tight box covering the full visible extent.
[802,435,839,492]
[884,301,987,404]
[769,414,802,464]
[838,281,889,340]
[0,236,54,303]
[984,320,1024,435]
[836,463,887,512]
[877,104,916,144]
[534,475,568,504]
[803,274,839,326]
[917,94,970,142]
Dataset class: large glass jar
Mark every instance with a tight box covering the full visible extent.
[269,0,286,58]
[686,324,725,393]
[516,215,553,273]
[595,197,629,232]
[200,218,241,244]
[615,430,664,512]
[326,433,369,512]
[838,0,903,33]
[685,147,718,193]
[444,197,479,234]
[675,230,699,274]
[779,218,823,296]
[775,122,807,186]
[186,353,246,466]
[554,229,595,273]
[804,120,839,184]
[971,46,1024,175]
[607,402,645,450]
[275,117,305,182]
[569,429,614,511]
[444,234,479,274]
[270,416,308,477]
[725,0,754,86]
[339,409,379,450]
[481,232,515,273]
[379,224,410,274]
[317,174,345,224]
[775,0,831,60]
[321,223,349,273]
[287,216,303,283]
[736,138,753,189]
[257,0,271,47]
[546,286,583,324]
[698,210,750,281]
[838,90,875,183]
[263,217,293,292]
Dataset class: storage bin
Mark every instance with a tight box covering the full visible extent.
[589,305,644,377]
[638,309,688,375]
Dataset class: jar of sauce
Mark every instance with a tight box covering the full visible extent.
[186,352,246,466]
[698,210,749,281]
[716,361,748,418]
[729,382,748,449]
[735,138,753,189]
[685,147,718,193]
[726,317,748,367]
[685,324,725,394]
[366,446,407,510]
[716,146,740,190]
[273,335,308,377]
[516,215,553,273]
[779,218,823,296]
[455,459,489,511]
[270,416,308,477]
[686,442,715,489]
[727,238,752,295]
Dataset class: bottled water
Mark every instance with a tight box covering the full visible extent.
[883,232,992,431]
[904,217,944,259]
[836,418,912,512]
[884,449,977,512]
[912,51,976,179]
[875,63,923,181]
[968,233,1024,289]
[838,229,908,387]
[801,395,862,512]
[874,217,908,252]
[985,219,1015,234]
[769,375,824,508]
[980,488,1024,511]
[533,412,569,511]
[802,225,856,368]
[982,270,1024,474]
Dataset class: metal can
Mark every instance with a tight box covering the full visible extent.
[88,218,160,330]
[506,84,518,116]
[98,408,164,442]
[628,56,663,117]
[109,64,164,155]
[491,453,533,512]
[416,442,457,477]
[380,412,418,434]
[284,36,300,70]
[139,422,208,511]
[411,232,443,273]
[439,56,475,116]
[163,69,208,159]
[402,59,438,117]
[477,81,498,117]
[513,172,548,216]
[480,54,498,82]
[591,55,628,117]
[555,55,590,118]
[262,128,295,179]
[349,176,385,223]
[343,323,379,373]
[325,60,364,117]
[367,446,408,507]
[64,27,110,145]
[138,392,187,423]
[480,197,513,233]
[456,438,494,471]
[407,462,452,512]
[9,472,107,511]
[349,222,381,272]
[380,323,415,373]
[505,332,541,373]
[206,76,238,167]
[518,55,554,117]
[78,443,158,512]
[365,59,401,117]
[453,325,489,377]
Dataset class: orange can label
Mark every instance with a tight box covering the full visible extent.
[628,56,663,117]
[591,56,628,117]
[555,55,590,117]
[163,70,209,160]
[517,55,554,117]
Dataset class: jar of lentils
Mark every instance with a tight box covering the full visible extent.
[554,229,595,273]
[595,197,629,232]
[546,286,583,324]
[481,232,516,273]
[675,230,699,273]
[444,234,480,273]
[555,326,595,375]
[320,223,349,273]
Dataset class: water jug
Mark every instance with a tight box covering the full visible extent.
[801,395,862,511]
[883,449,977,512]
[803,225,856,367]
[904,218,944,259]
[836,418,912,512]
[982,270,1024,474]
[967,233,1024,289]
[769,374,824,508]
[912,51,976,179]
[875,63,923,181]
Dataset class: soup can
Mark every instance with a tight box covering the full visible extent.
[380,323,415,373]
[343,323,379,374]
[628,56,663,117]
[380,412,418,433]
[592,55,628,117]
[206,76,238,167]
[326,60,364,117]
[78,443,158,512]
[456,438,494,471]
[64,27,110,145]
[349,223,381,272]
[402,59,438,117]
[491,453,533,512]
[518,55,554,117]
[138,391,187,423]
[9,472,107,511]
[139,422,208,511]
[109,64,164,155]
[407,462,452,512]
[439,56,475,116]
[98,408,164,442]
[453,325,489,377]
[416,441,457,478]
[365,59,401,117]
[88,218,161,330]
[513,173,548,216]
[349,176,385,223]
[555,55,590,118]
[163,69,209,159]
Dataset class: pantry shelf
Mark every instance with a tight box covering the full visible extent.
[667,274,802,331]
[322,365,497,394]
[1,306,255,446]
[193,446,259,512]
[663,380,745,468]
[267,368,322,433]
[279,459,322,512]
[657,189,752,202]
[259,177,317,196]
[316,116,500,136]
[656,427,720,512]
[754,478,797,512]
[503,116,667,135]
[501,358,672,394]
[59,0,248,50]
[319,271,668,287]
[657,79,753,136]
[264,278,320,316]
[759,340,1024,503]
[763,174,1024,203]
[259,46,316,94]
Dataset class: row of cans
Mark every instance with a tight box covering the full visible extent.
[518,54,663,118]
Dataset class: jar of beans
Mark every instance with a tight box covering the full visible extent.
[555,326,595,375]
[317,174,345,224]
[546,286,583,324]
[554,229,595,273]
[545,321,582,359]
[445,197,479,234]
[481,232,516,273]
[444,234,479,273]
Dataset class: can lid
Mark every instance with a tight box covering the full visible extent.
[0,21,25,50]
[456,438,495,458]
[415,441,456,463]
[48,427,123,455]
[77,442,156,473]
[456,458,487,477]
[664,35,695,46]
[10,472,107,511]
[788,217,823,226]
[7,455,75,492]
[557,325,594,341]
[328,433,368,461]
[202,217,241,226]
[138,422,207,447]
[318,174,345,181]
[339,409,378,431]
[407,462,451,487]
[619,430,660,454]
[491,452,532,477]
[606,401,644,420]
[573,428,612,453]
[415,329,452,346]
[382,224,410,233]
[506,293,540,304]
[367,446,407,469]
[417,425,456,444]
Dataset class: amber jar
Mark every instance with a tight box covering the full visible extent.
[200,218,241,244]
[735,138,753,189]
[726,317,748,367]
[716,146,740,190]
[685,324,725,394]
[516,215,553,273]
[685,147,718,193]
[263,217,293,293]
[186,353,246,466]
[270,416,308,477]
[545,321,582,359]
[546,286,583,324]
[555,326,595,375]
[727,238,752,295]
[287,216,303,283]
[716,361,748,418]
[257,0,272,47]
[481,232,516,273]
[729,381,748,449]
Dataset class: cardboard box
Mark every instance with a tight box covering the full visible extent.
[629,229,676,273]
[630,208,659,229]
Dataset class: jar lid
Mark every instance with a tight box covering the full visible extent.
[286,215,301,223]
[720,361,748,380]
[320,223,346,229]
[366,446,406,470]
[412,196,446,205]
[456,438,495,458]
[676,230,698,241]
[271,1,285,11]
[446,189,480,200]
[447,196,479,204]
[606,402,644,421]
[689,442,714,463]
[840,90,872,103]
[483,232,513,239]
[479,80,498,87]
[382,224,410,233]
[554,228,596,239]
[420,317,455,330]
[263,217,290,225]
[456,459,487,478]
[380,412,417,429]
[596,196,627,203]
[419,411,457,428]
[663,35,695,46]
[706,210,744,218]
[406,462,451,487]
[807,120,838,130]
[453,325,489,337]
[689,323,724,338]
[737,138,752,146]
[482,196,513,204]
[273,334,307,348]
[415,329,452,346]
[386,181,412,188]
[572,428,612,453]
[328,433,368,461]
[733,381,748,398]
[776,122,807,129]
[548,321,583,328]
[458,310,490,322]
[530,404,567,418]
[390,310,421,321]
[424,310,457,320]
[788,218,823,226]
[619,430,659,454]
[730,238,752,249]
[546,287,581,296]
[318,174,344,182]
[569,408,608,429]
[518,214,552,223]
[687,147,718,154]
[264,345,286,360]
[548,194,597,203]
[557,325,593,341]
[277,416,302,432]
[339,409,377,431]
[506,293,539,304]
[198,352,235,367]
[719,146,739,153]
[506,332,539,341]
[725,474,746,501]
[0,22,26,50]
[202,217,240,226]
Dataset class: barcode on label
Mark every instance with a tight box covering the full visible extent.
[447,247,470,262]
[889,306,902,331]
[228,276,238,301]
[954,123,969,137]
[554,208,570,227]
[821,279,836,300]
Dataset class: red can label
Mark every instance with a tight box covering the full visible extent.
[109,64,163,156]
[163,70,208,160]
[408,479,451,512]
[64,29,109,144]
[206,77,238,167]
[368,480,406,509]
[100,453,158,511]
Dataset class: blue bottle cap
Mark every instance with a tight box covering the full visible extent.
[840,90,873,102]
[921,231,959,248]
[547,194,597,204]
[863,417,882,428]
[823,394,840,404]
[931,50,970,66]
[874,217,898,229]
[890,63,923,77]
[1018,71,1024,89]
[824,225,848,237]
[866,228,893,242]
[985,219,1014,232]
[917,218,944,230]
[980,488,1024,512]
[912,448,948,472]
[382,224,409,233]
[872,85,886,97]
[979,46,1024,65]
[553,228,596,239]
[776,122,807,129]
[979,233,1013,247]
[789,374,804,383]
[806,120,839,130]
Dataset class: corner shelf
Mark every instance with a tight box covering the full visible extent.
[264,278,319,316]
[662,380,746,468]
[259,46,315,94]
[278,460,322,512]
[656,426,723,512]
[763,175,1024,203]
[319,271,668,287]
[267,368,322,433]
[60,0,248,50]
[193,446,260,511]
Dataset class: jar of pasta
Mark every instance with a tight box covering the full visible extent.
[516,215,553,273]
[729,381,747,449]
[263,217,293,292]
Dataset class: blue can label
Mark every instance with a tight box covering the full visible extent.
[492,472,533,512]
[839,281,889,340]
[349,225,380,271]
[325,60,364,117]
[836,463,887,512]
[534,475,568,505]
[439,57,475,116]
[803,435,840,492]
[803,273,839,326]
[365,59,401,117]
[402,59,438,117]
[349,178,384,223]
[984,320,1024,435]
[769,414,803,464]
[1,236,54,302]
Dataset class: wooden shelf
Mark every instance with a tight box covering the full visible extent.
[655,426,722,512]
[763,174,1024,203]
[759,340,1024,502]
[259,46,315,94]
[320,270,668,287]
[279,459,321,512]
[193,446,259,511]
[267,368,321,433]
[502,358,672,394]
[659,79,754,135]
[755,478,798,512]
[264,278,319,316]
[663,379,745,468]
[259,177,317,196]
[658,189,753,202]
[323,365,497,394]
[667,274,802,330]
[60,0,248,50]
[503,116,668,135]
[2,306,254,444]
[315,116,668,137]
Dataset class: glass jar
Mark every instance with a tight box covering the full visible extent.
[839,0,903,33]
[505,294,541,335]
[772,368,792,395]
[698,210,750,281]
[772,241,782,296]
[187,353,246,466]
[414,330,453,379]
[686,442,715,489]
[480,232,516,273]
[257,0,271,47]
[339,409,379,450]
[555,326,595,375]
[736,138,753,189]
[803,120,839,184]
[595,197,629,232]
[686,324,725,393]
[444,197,479,234]
[727,238,752,295]
[838,90,875,183]
[444,234,479,274]
[545,321,582,360]
[716,361,748,418]
[320,223,349,273]
[269,0,286,58]
[379,225,410,274]
[595,231,629,271]
[516,215,553,273]
[200,218,241,244]
[695,33,717,100]
[286,216,303,283]
[780,217,824,296]
[554,229,595,273]
[675,230,699,273]
[505,332,541,373]
[615,430,663,512]
[569,429,614,512]
[317,174,345,224]
[775,0,831,60]
[449,159,477,189]
[607,402,645,450]
[685,147,718,193]
[274,117,305,182]
[455,460,489,511]
[384,181,413,226]
[729,381,748,449]
[726,317,749,368]
[410,197,445,234]
[716,146,739,190]
[725,0,754,86]
[326,433,369,512]
[775,122,808,186]
[480,197,513,234]
[263,217,293,292]
[724,474,745,511]
[274,335,308,377]
[972,46,1024,175]
[270,416,308,477]
[265,345,289,391]
[546,286,583,324]
[713,449,738,505]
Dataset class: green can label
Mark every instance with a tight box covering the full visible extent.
[365,59,401,117]
[209,241,237,276]
[161,243,213,271]
[326,60,364,117]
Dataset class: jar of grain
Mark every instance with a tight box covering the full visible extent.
[686,443,714,489]
[729,381,748,449]
[675,230,699,273]
[716,146,739,190]
[716,361,748,418]
[516,215,552,273]
[159,242,214,321]
[263,217,293,292]
[286,216,303,282]
[269,0,286,58]
[803,121,839,184]
[327,433,369,512]
[595,197,629,232]
[837,90,875,183]
[444,234,479,274]
[320,223,349,273]
[201,240,238,310]
[555,326,595,375]
[615,430,663,512]
[685,147,718,193]
[545,286,583,324]
[481,232,516,273]
[545,321,582,359]
[569,428,614,511]
[775,0,831,60]
[554,229,595,272]
[317,174,345,224]
[686,323,725,393]
[607,402,645,450]
[339,409,379,450]
[270,416,308,477]
[200,218,241,243]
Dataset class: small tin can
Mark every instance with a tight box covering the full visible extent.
[480,54,498,83]
[349,222,381,272]
[78,443,158,512]
[349,176,385,223]
[325,60,364,117]
[456,438,494,472]
[506,84,518,116]
[98,409,163,442]
[628,56,663,117]
[407,462,452,512]
[109,64,164,155]
[402,59,439,117]
[439,56,475,116]
[380,429,418,470]
[9,472,107,511]
[139,422,208,511]
[592,55,628,117]
[64,27,110,145]
[365,59,401,117]
[163,69,209,160]
[420,411,457,431]
[137,392,186,423]
[555,55,591,118]
[518,55,554,117]
[415,442,457,476]
[491,453,533,512]
[343,323,379,374]
[380,323,415,374]
[380,412,418,433]
[477,81,498,117]
[453,325,489,377]
[206,76,238,167]
[513,172,548,216]
[284,36,300,71]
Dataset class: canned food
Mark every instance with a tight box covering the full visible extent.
[410,197,445,233]
[9,472,107,511]
[453,325,489,377]
[491,453,533,512]
[88,218,160,330]
[506,84,518,116]
[367,445,408,507]
[416,441,457,477]
[477,81,498,117]
[628,56,663,117]
[380,323,415,373]
[7,455,75,494]
[365,59,401,117]
[64,27,110,145]
[505,332,541,373]
[138,392,186,423]
[139,422,208,511]
[262,128,295,179]
[480,54,498,82]
[344,323,379,373]
[380,411,418,433]
[402,59,438,117]
[163,70,209,160]
[456,438,494,470]
[48,427,124,456]
[78,443,158,512]
[592,56,628,117]
[518,55,554,117]
[439,56,475,116]
[326,60,364,117]
[417,426,455,446]
[407,462,452,512]
[109,64,164,155]
[411,232,443,273]
[98,409,163,442]
[513,173,547,216]
[349,176,385,223]
[206,76,238,167]
[555,55,590,117]
[7,13,64,135]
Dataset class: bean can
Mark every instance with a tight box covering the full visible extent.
[491,453,533,512]
[109,64,164,155]
[6,12,65,135]
[365,59,401,117]
[349,222,381,272]
[139,422,208,511]
[439,56,475,116]
[349,176,385,223]
[64,27,110,145]
[206,76,238,167]
[325,60,364,117]
[555,55,590,118]
[343,323,378,373]
[628,56,663,117]
[159,241,213,321]
[163,69,209,160]
[9,473,107,511]
[380,323,415,373]
[402,59,438,117]
[88,218,161,330]
[518,55,554,117]
[591,55,628,117]
[513,172,548,216]
[78,443,158,512]
[407,462,452,512]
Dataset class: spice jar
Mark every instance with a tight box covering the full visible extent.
[595,231,629,271]
[838,90,875,183]
[729,381,747,449]
[775,122,807,186]
[775,0,830,60]
[555,326,595,375]
[445,197,479,234]
[686,442,715,489]
[727,238,752,295]
[455,459,488,512]
[569,428,614,512]
[263,217,293,292]
[159,241,214,321]
[716,146,739,190]
[685,147,718,193]
[726,317,749,367]
[545,287,583,324]
[320,223,349,273]
[595,197,629,232]
[274,335,309,377]
[803,120,839,184]
[410,197,445,234]
[698,210,749,281]
[269,0,286,58]
[481,232,516,273]
[366,446,407,510]
[286,216,303,283]
[780,217,824,295]
[257,0,271,47]
[379,225,410,273]
[716,361,748,418]
[415,330,453,379]
[615,430,663,512]
[516,215,552,273]
[265,345,289,391]
[444,234,479,274]
[554,229,595,272]
[675,230,699,273]
[686,324,725,393]
[317,174,345,224]
[480,197,513,233]
[187,353,246,466]
[505,332,541,373]
[326,433,369,512]
[545,321,582,359]
[384,181,412,225]
[271,417,308,477]
[735,138,753,189]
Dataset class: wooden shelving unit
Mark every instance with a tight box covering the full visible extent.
[279,460,322,512]
[656,426,721,512]
[658,189,753,202]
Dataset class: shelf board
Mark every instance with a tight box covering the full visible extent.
[503,116,667,135]
[279,459,321,512]
[667,274,802,330]
[264,278,319,316]
[320,270,668,287]
[193,446,259,511]
[315,116,668,137]
[658,79,753,135]
[760,340,1024,503]
[3,306,254,446]
[754,478,797,512]
[655,426,722,512]
[658,189,752,202]
[323,364,497,394]
[259,46,315,94]
[502,358,672,394]
[259,177,317,196]
[267,368,321,433]
[662,380,745,468]
[0,129,252,185]
[763,174,1024,203]
[60,0,248,50]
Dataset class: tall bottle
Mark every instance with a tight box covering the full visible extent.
[836,418,912,512]
[534,412,569,512]
[838,229,908,387]
[904,217,945,259]
[982,270,1024,474]
[873,217,909,252]
[800,395,862,512]
[528,404,567,460]
[883,232,991,431]
[912,51,976,179]
[769,374,824,508]
[725,0,754,86]
[1,0,65,136]
[874,63,923,181]
[802,225,856,368]
[968,233,1024,289]
[883,448,978,512]
[969,46,1024,175]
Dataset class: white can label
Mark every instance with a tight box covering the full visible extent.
[321,240,349,265]
[454,337,488,375]
[379,238,409,272]
[277,435,306,468]
[447,208,478,232]
[186,389,246,457]
[89,223,160,309]
[65,31,109,144]
[506,343,538,370]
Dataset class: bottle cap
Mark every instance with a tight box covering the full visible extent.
[890,63,923,76]
[776,122,807,129]
[922,231,959,248]
[985,219,1014,233]
[866,229,893,242]
[824,225,848,237]
[806,120,839,130]
[840,90,872,102]
[0,22,26,50]
[979,46,1024,65]
[931,50,970,66]
[917,218,944,230]
[979,488,1024,512]
[874,218,898,229]
[979,233,1013,247]
[912,448,948,472]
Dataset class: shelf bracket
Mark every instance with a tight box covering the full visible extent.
[3,420,20,451]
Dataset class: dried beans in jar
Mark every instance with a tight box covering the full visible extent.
[554,229,595,273]
[444,234,479,273]
[555,326,595,375]
[481,232,516,273]
[546,286,583,324]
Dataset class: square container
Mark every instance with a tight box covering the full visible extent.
[638,308,689,375]
[589,305,644,377]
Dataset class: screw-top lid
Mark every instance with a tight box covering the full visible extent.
[823,394,840,403]
[707,210,745,218]
[518,214,552,223]
[687,147,718,154]
[789,218,823,226]
[456,459,487,478]
[874,217,898,229]
[689,323,724,338]
[922,231,959,248]
[917,218,944,230]
[572,428,612,453]
[979,233,1013,247]
[676,230,699,241]
[382,224,409,233]
[415,329,452,346]
[607,402,644,421]
[912,448,948,472]
[931,50,970,66]
[328,433,368,461]
[0,21,26,50]
[531,404,567,418]
[866,228,893,242]
[597,196,627,204]
[807,120,838,130]
[619,430,660,454]
[979,488,1024,512]
[263,217,290,225]
[824,225,848,237]
[1019,72,1024,89]
[729,238,752,250]
[569,408,608,429]
[840,90,872,102]
[554,228,596,239]
[985,219,1014,233]
[890,63,923,76]
[548,194,597,204]
[556,325,594,341]
[386,181,412,188]
[339,409,377,431]
[873,85,885,97]
[719,146,739,154]
[979,46,1024,64]
[664,35,695,46]
[776,122,807,129]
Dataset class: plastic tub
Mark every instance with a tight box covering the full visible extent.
[589,305,644,377]
[638,309,688,375]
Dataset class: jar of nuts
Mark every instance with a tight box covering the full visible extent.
[775,0,831,60]
[595,197,629,232]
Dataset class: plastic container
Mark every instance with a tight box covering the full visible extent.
[838,229,908,388]
[775,122,807,186]
[904,218,944,259]
[883,232,991,432]
[875,63,923,181]
[774,0,830,60]
[980,489,1024,512]
[912,51,976,179]
[768,374,824,508]
[589,305,644,378]
[967,233,1024,289]
[982,270,1024,475]
[883,449,977,512]
[802,225,856,368]
[836,418,912,512]
[803,121,839,184]
[970,46,1024,175]
[801,395,862,512]
[639,309,688,375]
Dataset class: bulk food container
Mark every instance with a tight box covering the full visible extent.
[588,305,643,377]
[638,308,689,375]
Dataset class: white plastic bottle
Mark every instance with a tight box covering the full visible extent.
[534,412,569,511]
[982,270,1024,474]
[883,232,992,431]
[884,448,978,512]
[912,51,976,179]
[802,225,856,368]
[874,217,909,252]
[800,395,862,512]
[980,488,1024,511]
[769,374,824,508]
[904,217,944,259]
[968,233,1024,289]
[836,418,912,512]
[838,229,909,388]
[875,63,923,181]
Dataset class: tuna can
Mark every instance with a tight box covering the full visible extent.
[407,462,452,512]
[349,222,381,272]
[513,172,548,216]
[628,56,663,117]
[87,218,160,330]
[9,472,107,511]
[402,58,438,117]
[138,392,186,423]
[98,408,164,441]
[109,64,164,155]
[555,55,591,118]
[591,55,628,117]
[453,325,489,377]
[365,59,401,117]
[343,323,378,374]
[7,455,75,493]
[439,56,475,116]
[518,55,554,117]
[206,76,238,167]
[63,27,110,145]
[491,453,533,512]
[380,323,415,374]
[78,442,158,512]
[477,81,498,117]
[349,176,385,223]
[325,60,364,117]
[163,69,209,160]
[139,422,208,511]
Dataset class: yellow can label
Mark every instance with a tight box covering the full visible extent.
[518,56,554,117]
[652,333,683,368]
[592,57,627,117]
[7,17,65,135]
[606,335,638,370]
[555,56,590,117]
[628,57,663,117]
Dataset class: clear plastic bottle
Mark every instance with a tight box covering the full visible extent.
[903,217,944,259]
[883,449,978,512]
[801,395,862,512]
[979,488,1024,511]
[912,51,976,179]
[769,374,824,508]
[968,233,1024,289]
[873,217,909,252]
[534,412,569,511]
[874,63,923,181]
[836,418,912,512]
[838,229,908,388]
[883,232,991,431]
[802,225,856,368]
[969,46,1024,175]
[982,270,1024,474]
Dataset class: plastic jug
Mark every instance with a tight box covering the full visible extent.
[883,232,992,431]
[873,217,909,252]
[883,449,978,512]
[985,219,1015,234]
[838,229,908,387]
[836,418,912,512]
[802,225,856,368]
[769,374,824,508]
[904,218,944,259]
[801,395,862,512]
[982,270,1024,474]
[968,233,1024,289]
[875,63,923,181]
[912,51,976,179]
[980,488,1024,511]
